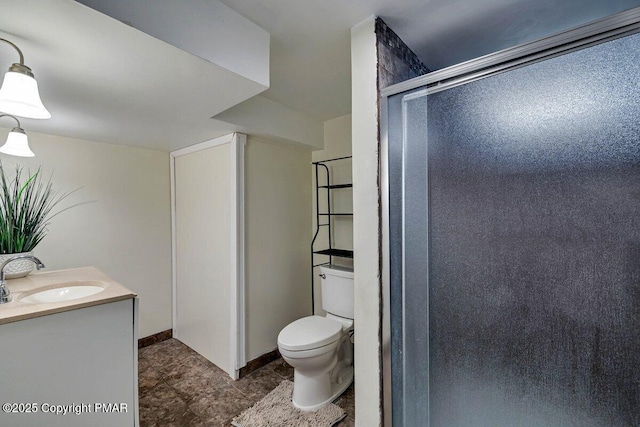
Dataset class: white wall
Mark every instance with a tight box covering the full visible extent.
[0,128,172,338]
[351,17,382,427]
[319,115,352,160]
[244,136,312,360]
[312,115,353,313]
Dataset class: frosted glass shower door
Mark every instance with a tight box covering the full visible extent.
[388,32,640,427]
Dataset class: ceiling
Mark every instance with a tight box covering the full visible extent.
[2,0,640,151]
[0,0,268,151]
[219,0,640,121]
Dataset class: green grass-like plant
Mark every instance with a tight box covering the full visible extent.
[0,162,81,254]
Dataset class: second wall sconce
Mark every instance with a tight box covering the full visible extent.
[0,114,35,157]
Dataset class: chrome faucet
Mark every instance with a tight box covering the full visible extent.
[0,255,45,304]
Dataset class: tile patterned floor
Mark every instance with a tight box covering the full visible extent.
[139,338,355,427]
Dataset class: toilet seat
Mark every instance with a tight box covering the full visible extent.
[278,316,342,352]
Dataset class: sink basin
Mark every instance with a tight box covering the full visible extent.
[19,281,106,304]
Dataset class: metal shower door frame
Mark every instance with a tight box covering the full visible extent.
[380,6,640,426]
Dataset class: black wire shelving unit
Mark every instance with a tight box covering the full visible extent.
[311,156,353,314]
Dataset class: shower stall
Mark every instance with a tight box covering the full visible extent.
[382,8,640,427]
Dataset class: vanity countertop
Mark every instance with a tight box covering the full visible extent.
[0,266,136,325]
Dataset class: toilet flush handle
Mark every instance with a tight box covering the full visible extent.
[319,273,326,279]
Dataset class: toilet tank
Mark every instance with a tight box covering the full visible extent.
[320,265,354,319]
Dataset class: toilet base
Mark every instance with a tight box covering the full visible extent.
[292,365,354,412]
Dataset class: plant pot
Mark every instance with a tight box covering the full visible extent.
[0,252,35,279]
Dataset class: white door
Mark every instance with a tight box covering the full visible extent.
[174,141,235,376]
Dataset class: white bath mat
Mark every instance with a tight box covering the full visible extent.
[231,380,346,427]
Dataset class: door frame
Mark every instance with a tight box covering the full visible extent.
[170,132,246,379]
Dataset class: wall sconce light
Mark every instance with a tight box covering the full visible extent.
[0,38,50,119]
[0,114,34,157]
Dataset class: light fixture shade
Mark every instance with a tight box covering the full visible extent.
[0,128,34,157]
[0,71,51,119]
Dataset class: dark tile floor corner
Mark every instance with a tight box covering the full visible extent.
[138,338,356,427]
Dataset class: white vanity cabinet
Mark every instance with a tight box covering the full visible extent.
[0,297,139,427]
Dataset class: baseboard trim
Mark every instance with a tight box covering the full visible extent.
[239,348,281,378]
[138,329,173,349]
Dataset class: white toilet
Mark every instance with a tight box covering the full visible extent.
[277,265,354,411]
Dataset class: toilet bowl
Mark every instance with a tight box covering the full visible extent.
[277,265,354,411]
